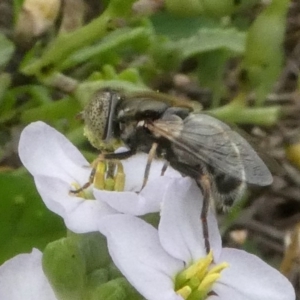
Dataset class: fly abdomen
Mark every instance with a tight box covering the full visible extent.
[209,166,246,209]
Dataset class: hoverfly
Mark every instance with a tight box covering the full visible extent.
[76,89,273,253]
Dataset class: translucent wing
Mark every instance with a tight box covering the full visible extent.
[150,113,273,186]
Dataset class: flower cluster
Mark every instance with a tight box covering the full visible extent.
[0,122,295,300]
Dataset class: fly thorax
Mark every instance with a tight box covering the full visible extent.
[119,120,138,145]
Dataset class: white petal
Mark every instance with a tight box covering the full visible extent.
[0,249,56,300]
[119,153,181,192]
[34,175,117,233]
[93,152,181,215]
[159,178,222,264]
[64,199,117,233]
[93,176,177,215]
[19,121,90,184]
[208,284,246,300]
[98,215,183,300]
[215,248,295,300]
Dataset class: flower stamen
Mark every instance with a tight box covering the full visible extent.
[70,160,125,198]
[94,160,125,191]
[175,251,229,300]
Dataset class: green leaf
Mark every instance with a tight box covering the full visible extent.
[150,36,181,71]
[75,232,111,272]
[176,27,246,59]
[242,0,289,105]
[0,171,65,264]
[197,49,231,107]
[165,0,203,17]
[151,12,217,40]
[43,237,87,300]
[201,0,236,18]
[60,26,154,71]
[106,0,136,17]
[20,96,81,127]
[0,33,14,68]
[90,278,142,300]
[43,233,140,300]
[74,78,148,107]
[21,0,137,76]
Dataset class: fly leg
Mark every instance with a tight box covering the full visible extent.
[163,160,212,253]
[141,142,158,190]
[160,161,169,176]
[70,159,100,194]
[196,174,212,254]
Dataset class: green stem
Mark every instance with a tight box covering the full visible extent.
[208,102,281,126]
[22,14,111,75]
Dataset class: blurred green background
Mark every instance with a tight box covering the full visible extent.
[1,1,300,294]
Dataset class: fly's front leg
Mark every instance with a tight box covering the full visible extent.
[70,156,106,194]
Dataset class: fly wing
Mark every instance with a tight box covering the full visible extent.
[150,113,273,186]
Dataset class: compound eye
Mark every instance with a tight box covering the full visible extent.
[82,90,112,149]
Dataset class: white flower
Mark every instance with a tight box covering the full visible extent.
[98,178,295,300]
[18,122,180,233]
[0,249,56,300]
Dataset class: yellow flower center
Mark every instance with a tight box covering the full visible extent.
[93,160,125,192]
[175,251,229,300]
[70,160,125,198]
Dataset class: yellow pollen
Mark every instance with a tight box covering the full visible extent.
[175,251,228,300]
